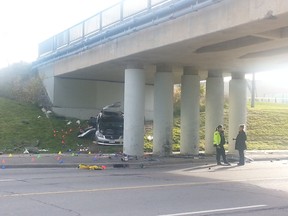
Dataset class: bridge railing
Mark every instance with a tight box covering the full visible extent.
[38,0,169,56]
[38,0,220,61]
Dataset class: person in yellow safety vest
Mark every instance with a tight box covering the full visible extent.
[213,125,230,165]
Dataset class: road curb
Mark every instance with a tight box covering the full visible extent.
[0,152,287,169]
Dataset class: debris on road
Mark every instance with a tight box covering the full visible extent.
[78,164,107,170]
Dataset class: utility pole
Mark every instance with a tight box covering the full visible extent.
[251,72,256,108]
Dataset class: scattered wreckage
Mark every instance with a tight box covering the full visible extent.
[78,102,124,146]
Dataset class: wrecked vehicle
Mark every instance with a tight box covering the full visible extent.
[95,102,124,145]
[78,102,124,145]
[77,117,97,139]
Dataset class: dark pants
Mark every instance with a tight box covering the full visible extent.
[216,145,228,164]
[238,149,245,165]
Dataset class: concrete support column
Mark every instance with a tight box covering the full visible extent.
[205,71,224,154]
[123,63,145,156]
[180,67,200,155]
[228,72,247,154]
[153,64,174,156]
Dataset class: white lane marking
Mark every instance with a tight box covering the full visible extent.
[0,176,287,198]
[158,205,267,216]
[0,179,16,182]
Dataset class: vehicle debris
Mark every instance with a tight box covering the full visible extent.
[78,164,107,170]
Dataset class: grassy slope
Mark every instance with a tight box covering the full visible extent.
[0,97,96,153]
[0,97,288,153]
[173,103,288,151]
[247,103,288,150]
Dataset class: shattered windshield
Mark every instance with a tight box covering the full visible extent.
[99,121,123,130]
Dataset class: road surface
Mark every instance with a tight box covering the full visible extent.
[0,160,287,215]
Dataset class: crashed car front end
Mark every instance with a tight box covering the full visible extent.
[96,130,123,145]
[95,102,124,146]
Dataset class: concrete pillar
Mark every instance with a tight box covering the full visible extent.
[123,63,145,156]
[228,72,247,154]
[180,67,200,155]
[153,64,174,156]
[205,71,224,154]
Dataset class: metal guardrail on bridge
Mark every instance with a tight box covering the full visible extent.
[36,0,221,66]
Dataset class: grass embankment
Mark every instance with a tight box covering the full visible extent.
[0,97,288,153]
[247,103,288,150]
[171,103,288,151]
[0,97,121,154]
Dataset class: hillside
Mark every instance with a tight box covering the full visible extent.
[0,97,288,154]
[0,97,97,153]
[247,103,288,150]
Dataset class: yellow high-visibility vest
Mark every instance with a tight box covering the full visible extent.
[213,131,221,146]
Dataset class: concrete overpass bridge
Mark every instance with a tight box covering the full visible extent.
[35,0,288,156]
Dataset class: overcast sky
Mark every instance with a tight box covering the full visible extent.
[0,0,287,83]
[0,0,120,68]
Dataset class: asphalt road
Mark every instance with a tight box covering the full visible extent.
[0,161,288,216]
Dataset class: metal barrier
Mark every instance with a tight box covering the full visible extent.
[249,97,288,104]
[37,0,221,65]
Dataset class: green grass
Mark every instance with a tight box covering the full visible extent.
[0,97,122,154]
[170,102,288,151]
[1,97,288,154]
[247,103,288,150]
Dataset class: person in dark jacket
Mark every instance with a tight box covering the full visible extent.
[235,124,247,166]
